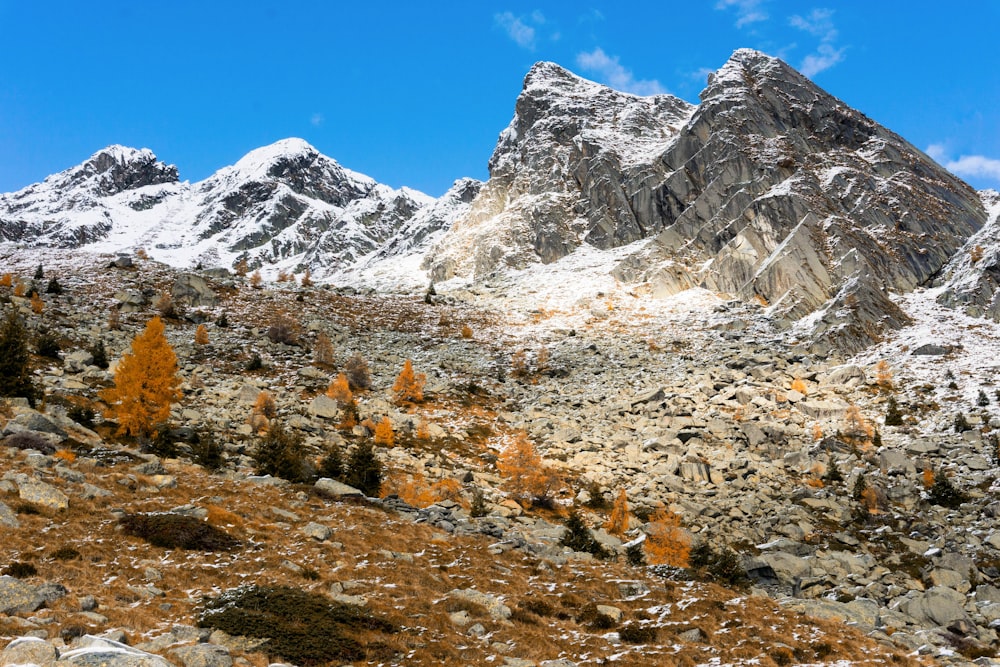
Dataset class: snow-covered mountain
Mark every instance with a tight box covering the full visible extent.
[2,49,996,351]
[0,138,474,281]
[426,49,987,352]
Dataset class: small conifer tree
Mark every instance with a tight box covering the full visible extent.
[191,430,225,471]
[250,270,262,288]
[300,268,313,287]
[560,510,611,560]
[89,339,109,369]
[34,264,43,280]
[605,488,630,537]
[317,443,343,480]
[884,396,904,426]
[498,433,557,506]
[252,422,313,483]
[0,273,12,287]
[0,309,38,406]
[374,416,394,446]
[45,277,62,295]
[344,441,383,496]
[646,508,690,567]
[99,316,182,437]
[625,541,646,567]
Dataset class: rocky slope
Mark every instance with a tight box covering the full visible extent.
[2,248,1000,664]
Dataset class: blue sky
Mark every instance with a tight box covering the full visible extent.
[1,1,998,196]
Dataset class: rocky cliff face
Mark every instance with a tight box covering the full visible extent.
[426,50,987,352]
[934,190,1000,321]
[425,62,695,281]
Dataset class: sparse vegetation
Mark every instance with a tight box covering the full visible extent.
[119,512,241,551]
[251,422,314,483]
[560,510,612,560]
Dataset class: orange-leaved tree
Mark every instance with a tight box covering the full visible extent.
[646,508,690,567]
[194,324,209,345]
[604,488,630,536]
[100,316,181,437]
[374,416,394,446]
[497,433,557,506]
[326,372,353,404]
[392,359,426,404]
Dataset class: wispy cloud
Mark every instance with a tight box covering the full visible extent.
[927,144,1000,182]
[310,113,324,127]
[715,0,768,28]
[576,48,666,96]
[495,11,543,50]
[790,8,845,76]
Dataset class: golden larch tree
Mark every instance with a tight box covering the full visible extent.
[646,508,690,567]
[0,273,11,287]
[314,332,335,367]
[497,433,557,506]
[326,372,353,404]
[875,360,893,390]
[392,359,426,404]
[605,488,630,536]
[30,293,44,314]
[194,324,209,345]
[99,316,182,437]
[374,416,394,446]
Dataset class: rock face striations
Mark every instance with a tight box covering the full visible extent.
[1,49,994,350]
[427,49,987,351]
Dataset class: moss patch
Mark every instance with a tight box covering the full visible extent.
[197,585,397,666]
[119,513,241,551]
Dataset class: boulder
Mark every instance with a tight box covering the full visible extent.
[168,643,232,667]
[58,636,175,667]
[308,394,340,419]
[1,636,59,666]
[18,478,69,510]
[314,478,363,498]
[900,586,970,627]
[0,576,47,615]
[172,274,217,307]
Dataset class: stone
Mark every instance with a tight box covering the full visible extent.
[172,274,217,307]
[0,501,20,528]
[17,478,68,510]
[1,635,59,665]
[169,644,232,667]
[64,350,95,372]
[58,636,175,667]
[302,522,332,541]
[308,394,340,419]
[596,605,623,623]
[795,400,850,420]
[314,478,363,498]
[911,344,952,356]
[900,586,970,627]
[448,588,511,620]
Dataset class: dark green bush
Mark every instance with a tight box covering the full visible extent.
[583,480,610,510]
[119,512,241,551]
[317,444,342,480]
[689,541,747,587]
[625,542,646,567]
[2,561,37,578]
[245,352,263,371]
[978,389,990,407]
[576,602,618,629]
[469,487,488,518]
[928,473,969,508]
[35,331,60,359]
[252,423,314,483]
[954,412,972,433]
[89,339,109,369]
[0,309,38,406]
[885,396,904,426]
[619,623,658,644]
[191,431,225,471]
[45,278,63,295]
[197,585,396,666]
[559,510,612,560]
[50,546,81,560]
[343,441,383,496]
[68,404,96,429]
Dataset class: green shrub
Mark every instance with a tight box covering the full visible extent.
[191,430,225,471]
[317,444,342,480]
[343,441,383,496]
[0,309,38,406]
[689,541,747,588]
[245,353,263,371]
[469,487,488,518]
[89,339,109,369]
[928,473,969,508]
[197,585,396,666]
[978,390,991,407]
[119,512,241,551]
[35,331,60,359]
[619,623,657,644]
[560,510,612,560]
[68,404,96,428]
[625,542,646,567]
[50,546,81,560]
[2,561,37,578]
[884,396,904,426]
[583,480,610,510]
[252,423,314,483]
[954,413,972,433]
[575,602,618,629]
[45,278,63,295]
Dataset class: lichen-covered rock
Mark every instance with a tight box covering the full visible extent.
[1,635,58,665]
[17,478,69,510]
[0,576,48,615]
[57,636,176,667]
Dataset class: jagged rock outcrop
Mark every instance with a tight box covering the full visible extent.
[935,190,1000,320]
[426,61,695,281]
[426,50,987,352]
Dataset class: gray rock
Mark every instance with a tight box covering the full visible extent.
[796,400,850,420]
[1,635,59,665]
[58,636,175,667]
[308,394,340,419]
[301,522,332,541]
[448,588,511,620]
[314,478,363,498]
[911,343,953,356]
[169,643,232,667]
[172,274,217,307]
[0,576,48,615]
[17,478,68,510]
[900,586,970,627]
[0,501,20,528]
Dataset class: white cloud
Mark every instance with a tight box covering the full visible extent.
[576,48,666,96]
[799,42,845,77]
[927,144,1000,182]
[790,8,845,77]
[310,113,324,127]
[495,11,537,50]
[715,0,768,28]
